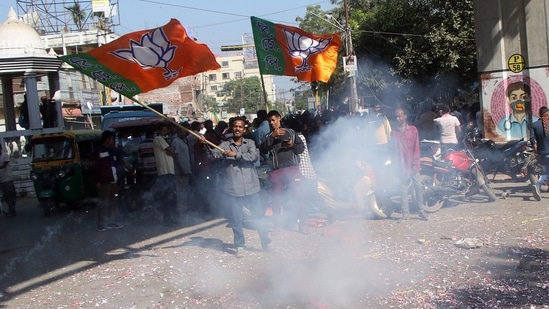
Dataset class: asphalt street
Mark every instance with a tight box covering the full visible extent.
[0,176,547,308]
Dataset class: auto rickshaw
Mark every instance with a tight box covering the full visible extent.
[29,130,102,216]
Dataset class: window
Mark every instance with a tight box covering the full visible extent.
[222,72,230,80]
[210,85,218,91]
[235,71,242,79]
[31,138,74,161]
[208,74,217,81]
[221,61,229,67]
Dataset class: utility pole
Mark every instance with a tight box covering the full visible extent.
[344,0,358,114]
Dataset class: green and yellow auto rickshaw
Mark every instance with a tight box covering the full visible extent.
[30,130,102,216]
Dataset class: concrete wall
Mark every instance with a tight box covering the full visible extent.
[12,156,34,198]
[474,0,549,141]
[474,0,549,72]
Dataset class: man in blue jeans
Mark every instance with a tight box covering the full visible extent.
[207,117,271,256]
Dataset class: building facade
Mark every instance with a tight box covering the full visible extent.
[203,53,276,115]
[474,0,549,142]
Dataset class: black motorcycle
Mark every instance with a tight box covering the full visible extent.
[465,128,542,184]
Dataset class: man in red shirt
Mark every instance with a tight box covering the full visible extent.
[391,107,428,222]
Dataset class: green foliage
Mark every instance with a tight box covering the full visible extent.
[354,0,477,103]
[221,76,266,113]
[201,95,218,113]
[66,1,87,31]
[293,0,477,107]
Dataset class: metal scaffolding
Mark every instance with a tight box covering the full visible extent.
[15,0,120,35]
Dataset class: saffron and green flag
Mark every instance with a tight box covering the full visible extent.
[59,19,220,98]
[250,16,341,83]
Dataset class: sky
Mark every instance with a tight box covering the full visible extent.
[2,0,337,95]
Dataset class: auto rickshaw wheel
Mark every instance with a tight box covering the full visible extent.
[67,201,82,211]
[41,198,56,217]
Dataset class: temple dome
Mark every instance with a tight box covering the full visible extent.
[0,7,47,57]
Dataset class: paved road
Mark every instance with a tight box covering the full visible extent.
[0,178,547,308]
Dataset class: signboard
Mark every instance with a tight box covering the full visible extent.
[343,55,357,75]
[92,0,110,14]
[307,97,316,110]
[508,54,525,73]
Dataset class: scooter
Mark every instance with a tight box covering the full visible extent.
[317,159,396,219]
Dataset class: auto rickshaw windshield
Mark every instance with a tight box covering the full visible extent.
[32,138,74,161]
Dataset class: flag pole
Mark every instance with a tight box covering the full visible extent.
[127,96,224,151]
[259,72,269,111]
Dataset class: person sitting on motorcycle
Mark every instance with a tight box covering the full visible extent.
[391,107,429,222]
[529,106,549,201]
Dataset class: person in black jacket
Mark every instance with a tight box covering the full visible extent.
[529,106,549,201]
[259,110,306,233]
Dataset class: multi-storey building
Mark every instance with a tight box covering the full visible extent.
[203,53,276,117]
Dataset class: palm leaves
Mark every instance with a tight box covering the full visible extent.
[65,1,87,31]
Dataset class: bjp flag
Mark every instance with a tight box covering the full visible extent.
[59,19,220,98]
[250,16,341,83]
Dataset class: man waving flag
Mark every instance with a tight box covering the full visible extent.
[59,19,220,98]
[250,16,341,83]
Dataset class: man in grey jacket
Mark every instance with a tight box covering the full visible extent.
[209,117,271,256]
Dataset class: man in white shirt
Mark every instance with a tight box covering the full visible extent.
[171,124,193,211]
[0,144,16,216]
[153,122,177,226]
[434,104,461,155]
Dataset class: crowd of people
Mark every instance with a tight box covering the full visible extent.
[4,95,545,255]
[82,98,549,256]
[89,104,420,249]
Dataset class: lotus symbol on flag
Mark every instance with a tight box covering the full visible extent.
[283,29,332,73]
[113,27,182,80]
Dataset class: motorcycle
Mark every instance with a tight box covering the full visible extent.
[465,127,541,184]
[420,140,497,209]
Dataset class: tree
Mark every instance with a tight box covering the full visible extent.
[221,76,265,114]
[353,0,477,104]
[66,1,87,31]
[294,1,477,107]
[296,5,349,110]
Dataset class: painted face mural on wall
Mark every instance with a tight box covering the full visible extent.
[490,76,547,140]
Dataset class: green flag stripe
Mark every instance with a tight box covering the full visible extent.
[58,53,143,98]
[250,16,287,76]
